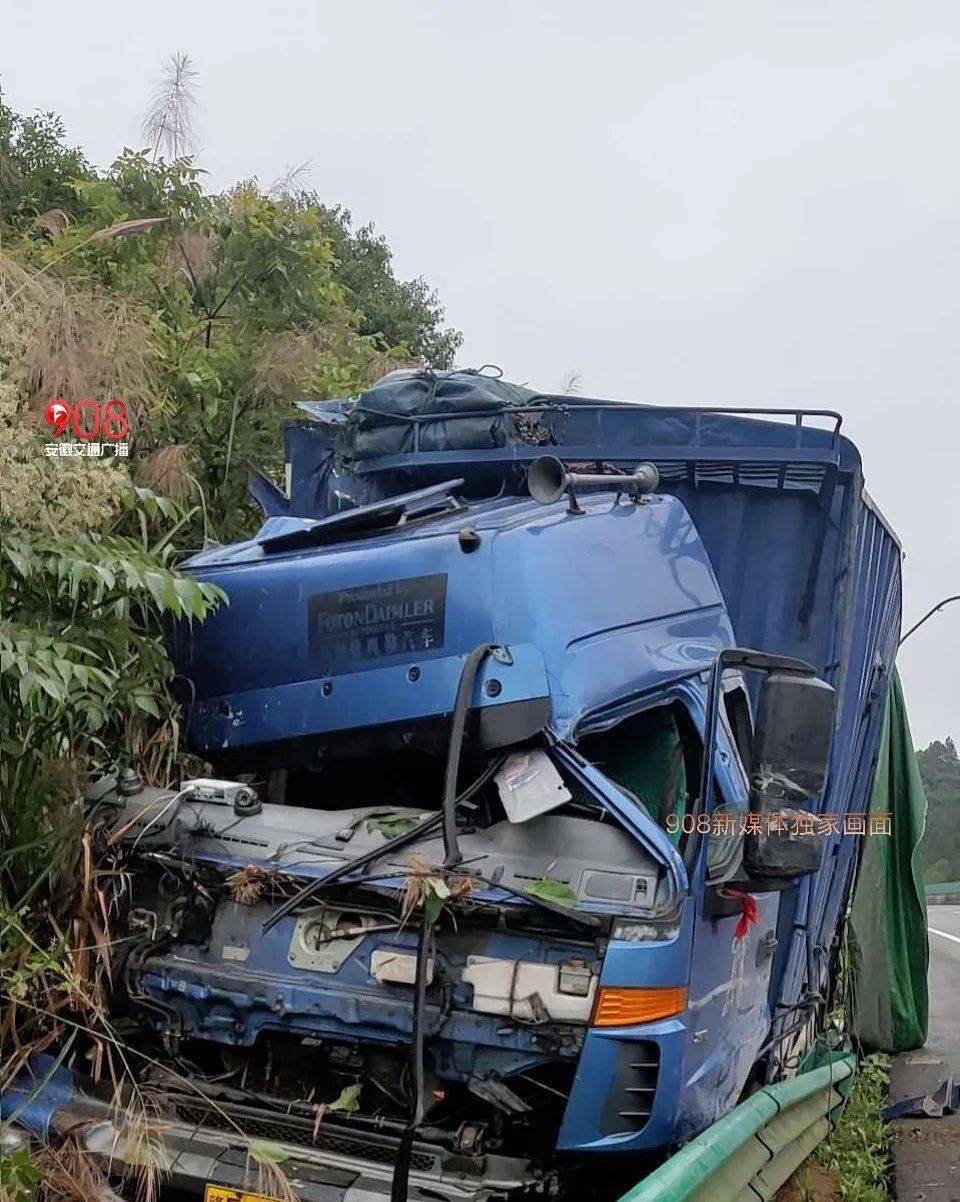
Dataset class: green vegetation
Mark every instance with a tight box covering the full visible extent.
[0,65,462,833]
[0,74,461,542]
[1,491,224,897]
[525,875,580,907]
[0,64,462,1198]
[0,1144,43,1202]
[315,204,463,370]
[916,736,960,884]
[814,1053,892,1201]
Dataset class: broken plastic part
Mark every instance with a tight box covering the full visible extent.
[495,749,572,823]
[463,955,597,1022]
[371,949,436,987]
[611,919,681,943]
[557,958,594,997]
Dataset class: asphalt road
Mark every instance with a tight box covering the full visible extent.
[926,904,960,1072]
[888,905,960,1202]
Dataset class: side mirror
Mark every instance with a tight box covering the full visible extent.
[693,649,836,892]
[744,671,836,883]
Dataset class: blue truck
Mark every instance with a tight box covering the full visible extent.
[3,372,902,1201]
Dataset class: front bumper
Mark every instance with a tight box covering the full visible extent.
[91,1112,534,1202]
[2,1064,537,1202]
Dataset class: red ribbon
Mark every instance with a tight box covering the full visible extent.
[723,888,759,940]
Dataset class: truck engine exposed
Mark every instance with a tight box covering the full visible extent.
[97,711,686,1200]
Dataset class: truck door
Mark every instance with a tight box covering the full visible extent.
[681,704,780,1133]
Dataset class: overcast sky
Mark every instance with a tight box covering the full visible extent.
[5,1,958,744]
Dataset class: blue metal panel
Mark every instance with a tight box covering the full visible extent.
[136,905,590,1082]
[178,492,735,756]
[186,644,548,752]
[0,1055,75,1140]
[665,476,845,672]
[282,400,851,529]
[279,397,862,693]
[557,1019,686,1151]
[768,489,902,1053]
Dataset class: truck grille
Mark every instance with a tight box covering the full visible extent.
[172,1099,436,1173]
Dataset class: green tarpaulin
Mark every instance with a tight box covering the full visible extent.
[848,668,929,1051]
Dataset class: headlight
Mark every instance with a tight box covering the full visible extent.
[610,919,680,943]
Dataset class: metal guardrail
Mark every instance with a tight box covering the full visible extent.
[925,881,960,896]
[617,1054,856,1202]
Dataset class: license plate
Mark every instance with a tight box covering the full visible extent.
[204,1187,280,1202]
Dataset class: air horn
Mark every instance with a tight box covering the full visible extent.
[527,455,660,515]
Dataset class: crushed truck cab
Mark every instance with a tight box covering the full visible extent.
[2,374,902,1201]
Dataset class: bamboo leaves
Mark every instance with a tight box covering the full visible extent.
[0,488,224,896]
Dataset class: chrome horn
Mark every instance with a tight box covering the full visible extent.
[527,455,660,514]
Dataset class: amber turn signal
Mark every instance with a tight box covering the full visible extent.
[591,985,688,1027]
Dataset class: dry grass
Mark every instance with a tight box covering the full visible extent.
[1,835,175,1202]
[399,858,476,926]
[89,218,168,243]
[113,1092,169,1202]
[372,355,421,381]
[166,230,216,293]
[269,160,313,198]
[228,864,278,905]
[253,318,366,396]
[128,718,185,790]
[244,1142,299,1202]
[0,250,159,429]
[0,822,116,1085]
[36,209,73,238]
[135,444,195,503]
[559,369,583,395]
[29,1091,171,1202]
[33,1139,125,1202]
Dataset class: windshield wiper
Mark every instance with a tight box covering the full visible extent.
[261,753,504,933]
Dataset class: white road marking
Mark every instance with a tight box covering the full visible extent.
[927,926,960,946]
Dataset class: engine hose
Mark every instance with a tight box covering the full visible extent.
[441,644,495,867]
[390,907,433,1202]
[123,938,183,1044]
[395,645,492,1199]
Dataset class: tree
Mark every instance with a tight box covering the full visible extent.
[0,89,92,231]
[1,87,463,543]
[140,51,199,161]
[0,85,466,1180]
[917,736,960,883]
[314,203,463,368]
